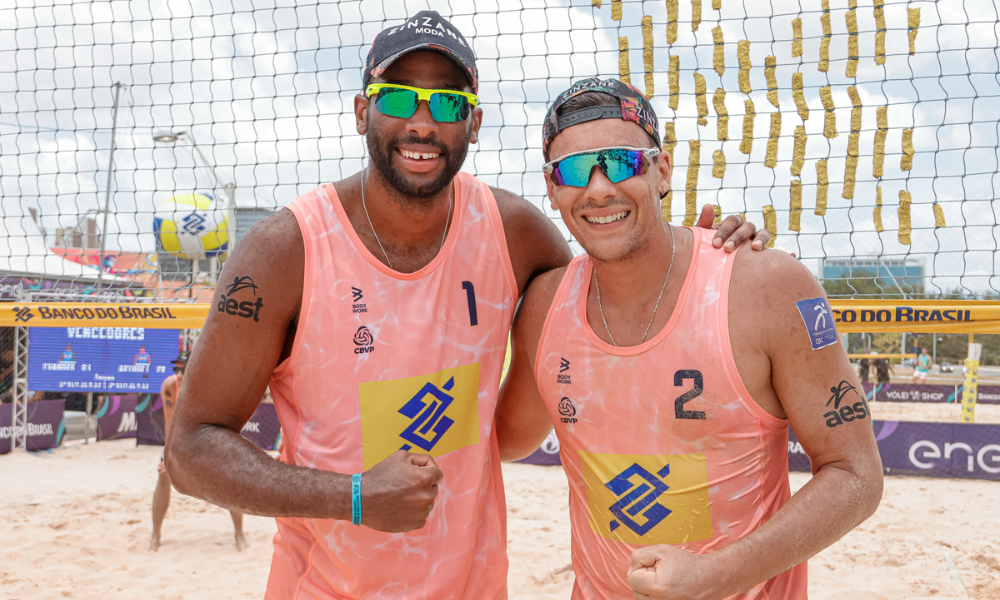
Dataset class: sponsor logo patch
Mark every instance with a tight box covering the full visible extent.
[353,326,375,354]
[558,397,578,424]
[795,297,839,350]
[580,451,712,545]
[359,363,481,470]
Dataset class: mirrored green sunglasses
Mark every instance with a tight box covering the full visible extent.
[543,146,661,188]
[365,83,479,123]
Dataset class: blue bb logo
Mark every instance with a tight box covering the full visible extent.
[605,463,672,535]
[182,212,207,234]
[398,377,456,452]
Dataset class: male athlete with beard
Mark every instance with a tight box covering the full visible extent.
[496,80,883,599]
[165,13,767,599]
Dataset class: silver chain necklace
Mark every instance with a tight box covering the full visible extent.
[360,167,452,270]
[594,223,675,347]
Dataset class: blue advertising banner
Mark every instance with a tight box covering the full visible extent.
[28,327,180,393]
[0,399,66,454]
[96,394,140,441]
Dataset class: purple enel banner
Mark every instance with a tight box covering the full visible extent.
[790,420,1000,481]
[136,399,280,451]
[0,399,66,454]
[521,420,1000,481]
[97,394,140,441]
[861,382,1000,404]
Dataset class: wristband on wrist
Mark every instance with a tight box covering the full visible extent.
[351,473,362,526]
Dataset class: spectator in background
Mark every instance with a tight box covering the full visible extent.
[858,357,870,383]
[913,347,933,385]
[873,353,894,390]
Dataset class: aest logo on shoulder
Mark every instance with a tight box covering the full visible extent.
[218,276,264,322]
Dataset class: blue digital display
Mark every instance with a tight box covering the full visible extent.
[28,327,180,392]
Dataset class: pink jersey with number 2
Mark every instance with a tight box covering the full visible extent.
[265,172,517,599]
[534,227,808,600]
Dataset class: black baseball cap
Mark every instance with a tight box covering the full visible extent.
[171,351,189,367]
[542,78,661,160]
[363,11,478,93]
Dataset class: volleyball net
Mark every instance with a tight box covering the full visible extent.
[1,0,998,305]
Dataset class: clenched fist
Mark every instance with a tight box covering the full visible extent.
[627,544,712,600]
[359,450,444,533]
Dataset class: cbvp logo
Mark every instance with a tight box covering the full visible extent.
[558,397,578,424]
[12,306,33,323]
[398,377,456,452]
[605,463,672,535]
[353,326,375,354]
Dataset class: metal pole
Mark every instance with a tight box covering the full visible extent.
[97,82,123,292]
[84,392,93,444]
[188,138,237,264]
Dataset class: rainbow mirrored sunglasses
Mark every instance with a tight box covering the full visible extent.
[543,146,661,188]
[365,83,479,123]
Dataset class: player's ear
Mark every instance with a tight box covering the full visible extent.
[355,94,369,135]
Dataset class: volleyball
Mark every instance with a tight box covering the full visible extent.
[153,193,230,259]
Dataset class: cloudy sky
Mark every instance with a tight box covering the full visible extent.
[1,0,999,295]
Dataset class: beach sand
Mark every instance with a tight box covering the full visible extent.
[1,402,998,599]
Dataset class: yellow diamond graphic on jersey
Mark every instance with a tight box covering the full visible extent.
[359,363,480,470]
[580,450,712,545]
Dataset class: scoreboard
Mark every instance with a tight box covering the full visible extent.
[28,327,180,392]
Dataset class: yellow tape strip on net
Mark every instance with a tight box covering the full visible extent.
[763,205,777,247]
[712,26,725,76]
[741,98,755,154]
[874,106,888,178]
[765,111,781,169]
[792,125,806,176]
[898,190,912,245]
[685,140,701,226]
[642,16,655,98]
[874,186,884,232]
[819,0,831,72]
[713,149,726,178]
[738,40,751,94]
[618,37,631,84]
[669,54,680,110]
[714,88,729,140]
[695,73,708,125]
[790,180,803,231]
[816,159,829,215]
[765,55,779,107]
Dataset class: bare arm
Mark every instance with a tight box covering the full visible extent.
[629,249,883,600]
[495,268,565,461]
[166,209,442,532]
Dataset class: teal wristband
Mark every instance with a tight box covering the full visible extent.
[351,473,362,526]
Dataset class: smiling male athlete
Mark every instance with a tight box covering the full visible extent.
[496,79,884,599]
[165,13,767,599]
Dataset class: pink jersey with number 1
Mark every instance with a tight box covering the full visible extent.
[534,227,808,600]
[265,172,518,599]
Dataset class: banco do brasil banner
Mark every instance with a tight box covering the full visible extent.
[28,327,180,393]
[830,300,1000,333]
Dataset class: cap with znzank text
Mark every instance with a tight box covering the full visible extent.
[363,10,478,93]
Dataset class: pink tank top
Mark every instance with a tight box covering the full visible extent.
[266,172,517,600]
[535,228,807,600]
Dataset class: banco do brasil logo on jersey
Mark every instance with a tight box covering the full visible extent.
[353,326,374,354]
[358,363,481,470]
[580,451,712,545]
